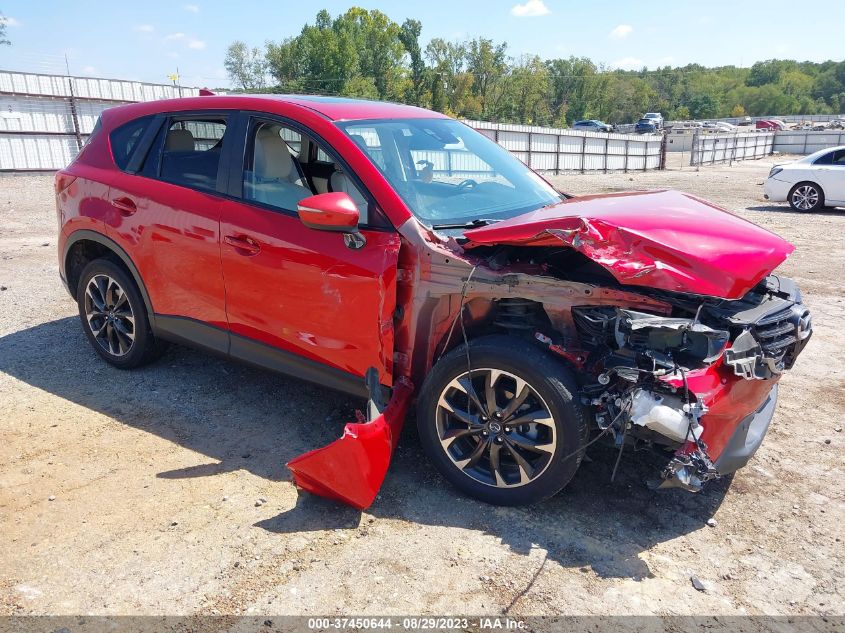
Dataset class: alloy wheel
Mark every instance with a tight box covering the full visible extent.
[84,274,136,357]
[791,185,819,211]
[435,368,557,488]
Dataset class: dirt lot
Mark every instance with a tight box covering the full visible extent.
[1,157,843,619]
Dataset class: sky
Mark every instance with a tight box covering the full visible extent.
[0,0,843,88]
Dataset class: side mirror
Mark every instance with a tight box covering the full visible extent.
[297,192,360,233]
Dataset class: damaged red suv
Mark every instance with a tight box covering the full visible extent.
[56,95,811,509]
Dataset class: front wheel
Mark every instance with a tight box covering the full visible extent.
[789,182,825,212]
[417,335,588,505]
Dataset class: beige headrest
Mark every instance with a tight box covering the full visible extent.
[254,126,293,180]
[165,128,194,152]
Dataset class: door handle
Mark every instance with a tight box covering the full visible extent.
[110,196,137,216]
[224,234,261,255]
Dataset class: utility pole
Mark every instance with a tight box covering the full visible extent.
[65,54,83,152]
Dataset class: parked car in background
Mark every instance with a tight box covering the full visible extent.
[702,121,737,132]
[764,146,845,211]
[756,119,782,131]
[55,94,812,509]
[572,119,613,133]
[643,112,663,128]
[635,118,659,134]
[738,116,753,126]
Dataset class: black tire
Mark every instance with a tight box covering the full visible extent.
[788,182,825,212]
[417,335,588,505]
[76,258,166,369]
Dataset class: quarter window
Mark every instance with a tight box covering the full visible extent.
[157,117,227,191]
[109,116,152,171]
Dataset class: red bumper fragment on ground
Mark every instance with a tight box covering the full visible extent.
[287,377,414,510]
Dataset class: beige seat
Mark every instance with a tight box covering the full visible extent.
[247,126,312,210]
[164,128,195,152]
[330,166,368,223]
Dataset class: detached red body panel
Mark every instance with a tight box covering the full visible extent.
[464,190,794,300]
[287,378,413,509]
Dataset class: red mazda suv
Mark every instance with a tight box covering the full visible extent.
[56,95,811,509]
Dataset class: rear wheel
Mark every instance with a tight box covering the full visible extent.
[76,258,165,369]
[788,182,824,212]
[417,335,588,506]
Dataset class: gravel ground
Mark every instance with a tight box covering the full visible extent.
[1,157,843,619]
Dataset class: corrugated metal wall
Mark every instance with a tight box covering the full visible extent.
[0,70,198,171]
[689,131,775,166]
[773,130,845,154]
[465,120,664,173]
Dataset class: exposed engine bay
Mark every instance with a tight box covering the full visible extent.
[467,244,813,491]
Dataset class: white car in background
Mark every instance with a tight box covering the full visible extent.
[643,112,664,129]
[764,146,845,211]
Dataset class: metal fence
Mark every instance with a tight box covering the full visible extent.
[0,70,199,171]
[689,131,775,166]
[773,130,845,154]
[464,120,665,173]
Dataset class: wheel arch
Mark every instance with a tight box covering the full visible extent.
[425,295,566,378]
[64,230,156,328]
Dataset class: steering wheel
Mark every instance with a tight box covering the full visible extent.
[456,179,478,191]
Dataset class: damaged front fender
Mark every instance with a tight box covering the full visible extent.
[287,377,414,510]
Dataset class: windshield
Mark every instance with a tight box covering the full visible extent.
[336,118,562,227]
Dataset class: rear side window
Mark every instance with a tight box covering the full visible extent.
[153,117,228,191]
[109,116,153,170]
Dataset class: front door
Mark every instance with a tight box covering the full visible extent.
[219,116,401,395]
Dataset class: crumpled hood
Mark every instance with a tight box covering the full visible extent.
[463,190,794,300]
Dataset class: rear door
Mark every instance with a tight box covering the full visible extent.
[218,113,401,393]
[105,112,231,350]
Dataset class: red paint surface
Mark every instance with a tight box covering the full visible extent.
[297,192,361,230]
[287,377,413,509]
[106,170,229,328]
[660,362,778,460]
[465,190,794,299]
[219,198,400,379]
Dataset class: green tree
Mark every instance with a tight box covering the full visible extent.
[506,55,551,125]
[465,37,508,119]
[398,18,426,106]
[224,41,268,91]
[244,10,845,121]
[546,56,599,124]
[0,13,10,46]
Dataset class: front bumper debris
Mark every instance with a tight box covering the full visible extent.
[712,384,778,475]
[287,377,413,510]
